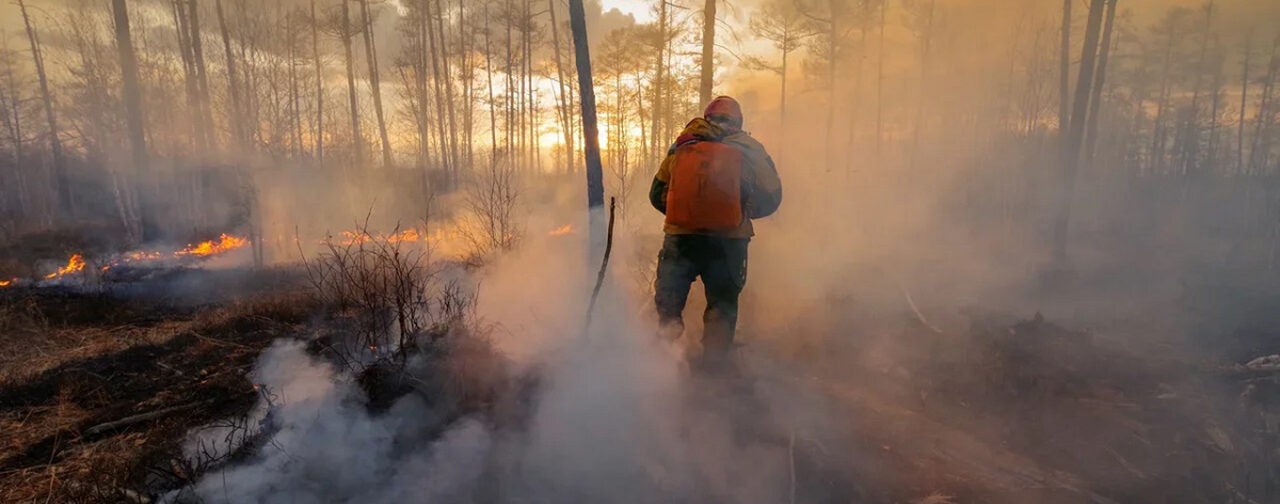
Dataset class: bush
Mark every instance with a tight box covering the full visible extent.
[299,219,471,371]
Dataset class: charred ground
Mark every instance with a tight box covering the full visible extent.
[0,257,1276,503]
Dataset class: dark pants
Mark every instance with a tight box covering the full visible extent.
[655,234,749,361]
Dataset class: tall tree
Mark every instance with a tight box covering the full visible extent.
[112,0,148,241]
[1059,0,1071,135]
[18,0,70,215]
[800,0,855,170]
[1052,0,1109,265]
[340,0,363,166]
[189,0,213,149]
[1238,34,1252,174]
[699,0,716,107]
[1083,0,1118,164]
[359,0,393,168]
[435,0,460,179]
[1248,36,1279,174]
[216,0,245,148]
[549,0,575,174]
[312,0,325,168]
[747,0,812,161]
[649,0,669,163]
[567,0,604,218]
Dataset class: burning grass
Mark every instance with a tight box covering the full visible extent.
[174,234,249,257]
[0,233,251,288]
[43,254,86,280]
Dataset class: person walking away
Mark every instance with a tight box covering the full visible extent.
[649,96,782,369]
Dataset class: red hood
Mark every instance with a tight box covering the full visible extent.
[704,96,743,131]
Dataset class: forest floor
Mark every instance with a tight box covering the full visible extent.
[0,266,1277,503]
[0,270,315,503]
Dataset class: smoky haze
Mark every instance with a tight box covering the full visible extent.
[1,0,1279,502]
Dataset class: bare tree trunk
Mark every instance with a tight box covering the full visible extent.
[216,0,245,149]
[567,0,604,216]
[1180,1,1215,175]
[19,0,70,217]
[1083,0,1117,165]
[425,0,452,179]
[1238,34,1252,174]
[312,0,324,168]
[113,3,147,171]
[359,0,393,168]
[341,0,363,166]
[436,0,460,181]
[549,0,573,174]
[699,0,716,107]
[650,0,668,163]
[484,4,498,169]
[1052,0,1107,266]
[1208,45,1225,172]
[288,12,303,158]
[1059,0,1071,135]
[1150,25,1177,174]
[189,0,213,150]
[174,0,200,152]
[406,3,429,172]
[459,0,474,174]
[1249,37,1279,174]
[1,47,30,217]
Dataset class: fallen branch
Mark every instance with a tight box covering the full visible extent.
[583,197,617,335]
[190,331,251,350]
[902,286,943,334]
[84,401,211,437]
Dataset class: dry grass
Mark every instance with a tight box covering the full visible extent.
[0,323,185,387]
[0,286,316,503]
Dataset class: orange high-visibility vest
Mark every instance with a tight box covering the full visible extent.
[665,140,744,231]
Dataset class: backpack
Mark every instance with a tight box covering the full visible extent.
[665,140,744,231]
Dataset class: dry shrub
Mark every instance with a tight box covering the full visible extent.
[455,154,522,264]
[300,219,475,373]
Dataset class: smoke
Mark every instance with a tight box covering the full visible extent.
[173,225,852,504]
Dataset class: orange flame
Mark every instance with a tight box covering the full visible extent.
[339,228,423,246]
[0,278,14,287]
[388,228,421,243]
[548,224,574,237]
[176,234,249,257]
[44,254,87,280]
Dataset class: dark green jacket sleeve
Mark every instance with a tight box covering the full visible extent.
[649,176,668,214]
[727,134,782,219]
[650,150,676,214]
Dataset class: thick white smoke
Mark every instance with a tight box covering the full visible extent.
[172,227,838,503]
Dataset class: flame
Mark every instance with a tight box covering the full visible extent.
[548,224,574,236]
[388,228,421,243]
[339,228,424,246]
[176,234,249,257]
[0,278,14,287]
[44,254,87,280]
[339,230,369,246]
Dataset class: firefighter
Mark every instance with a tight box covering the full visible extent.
[649,95,782,369]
